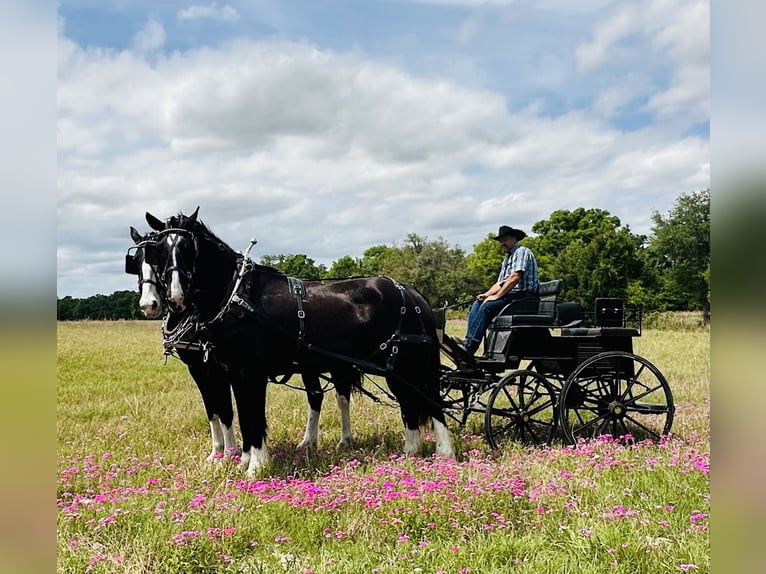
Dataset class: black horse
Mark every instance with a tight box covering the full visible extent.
[128,226,362,460]
[128,226,240,460]
[143,208,454,475]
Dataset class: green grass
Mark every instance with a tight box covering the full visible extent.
[57,321,709,573]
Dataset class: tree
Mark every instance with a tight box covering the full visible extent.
[377,233,480,306]
[647,189,710,319]
[526,208,647,309]
[57,290,143,320]
[360,245,391,275]
[259,254,327,279]
[325,255,365,278]
[465,234,506,288]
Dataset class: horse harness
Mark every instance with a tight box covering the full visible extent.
[161,242,433,378]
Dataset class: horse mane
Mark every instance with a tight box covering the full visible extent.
[169,211,286,277]
[169,213,237,258]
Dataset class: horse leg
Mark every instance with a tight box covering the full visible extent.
[424,354,455,458]
[217,375,240,458]
[297,372,323,451]
[333,365,356,448]
[389,353,455,459]
[431,416,454,458]
[386,374,422,456]
[187,361,239,461]
[232,370,269,476]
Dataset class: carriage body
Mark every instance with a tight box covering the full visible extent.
[437,284,674,449]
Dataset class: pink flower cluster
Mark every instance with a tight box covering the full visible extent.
[58,434,709,570]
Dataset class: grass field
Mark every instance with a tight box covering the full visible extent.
[57,320,709,573]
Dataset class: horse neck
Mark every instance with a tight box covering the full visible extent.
[193,237,239,319]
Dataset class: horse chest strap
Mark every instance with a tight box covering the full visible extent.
[288,277,307,341]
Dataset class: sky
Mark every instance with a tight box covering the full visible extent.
[56,0,710,298]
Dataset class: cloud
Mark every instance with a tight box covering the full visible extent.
[177,3,240,22]
[56,6,709,297]
[132,17,165,54]
[575,0,708,126]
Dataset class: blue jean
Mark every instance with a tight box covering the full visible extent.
[464,292,527,353]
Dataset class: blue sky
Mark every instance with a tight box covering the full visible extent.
[56,0,710,298]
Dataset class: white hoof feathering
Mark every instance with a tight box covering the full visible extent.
[297,409,320,450]
[222,424,240,457]
[206,416,225,462]
[245,445,270,477]
[404,428,421,456]
[238,450,251,471]
[336,394,353,448]
[432,418,455,458]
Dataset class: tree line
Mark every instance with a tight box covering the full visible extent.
[58,189,710,322]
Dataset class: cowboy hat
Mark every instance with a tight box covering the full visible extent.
[493,225,527,241]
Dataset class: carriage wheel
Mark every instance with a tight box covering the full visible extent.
[558,351,674,445]
[484,370,557,449]
[439,370,471,426]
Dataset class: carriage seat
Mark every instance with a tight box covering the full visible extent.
[560,298,638,337]
[492,280,563,327]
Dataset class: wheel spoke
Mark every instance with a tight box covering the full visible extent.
[525,400,554,418]
[486,370,556,448]
[521,421,543,444]
[571,410,610,435]
[560,352,673,444]
[493,420,518,443]
[623,383,665,405]
[622,413,662,440]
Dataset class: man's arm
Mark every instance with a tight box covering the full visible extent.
[485,271,523,301]
[477,282,502,301]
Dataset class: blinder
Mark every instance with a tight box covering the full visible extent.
[125,253,140,275]
[143,242,160,266]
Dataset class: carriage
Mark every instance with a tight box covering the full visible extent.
[434,281,674,450]
[127,209,674,473]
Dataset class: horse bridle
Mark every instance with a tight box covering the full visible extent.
[125,233,165,294]
[130,228,198,303]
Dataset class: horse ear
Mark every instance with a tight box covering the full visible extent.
[189,206,200,223]
[146,212,165,231]
[130,226,143,244]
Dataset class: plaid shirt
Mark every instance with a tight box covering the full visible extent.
[497,244,539,293]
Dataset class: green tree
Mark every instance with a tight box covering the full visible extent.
[259,254,327,279]
[57,296,77,320]
[526,208,647,309]
[647,189,710,319]
[465,234,506,288]
[377,233,479,306]
[360,245,391,275]
[325,255,365,278]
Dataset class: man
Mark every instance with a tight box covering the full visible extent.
[463,225,539,355]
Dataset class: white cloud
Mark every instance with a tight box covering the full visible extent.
[177,3,240,22]
[575,0,709,126]
[575,4,639,73]
[57,11,709,297]
[132,17,165,54]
